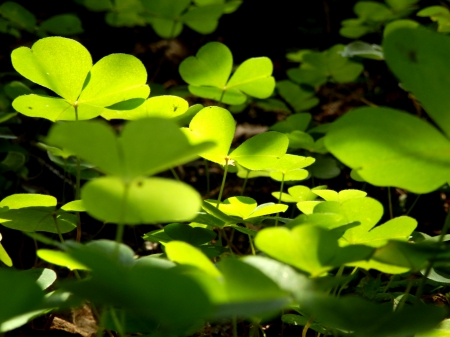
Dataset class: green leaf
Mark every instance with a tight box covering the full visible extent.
[270,113,312,133]
[47,118,213,179]
[11,37,92,103]
[21,268,56,290]
[37,249,89,270]
[180,42,275,105]
[166,241,222,278]
[3,81,32,100]
[325,107,450,193]
[230,132,289,170]
[181,4,224,34]
[217,257,288,308]
[226,57,275,99]
[0,268,45,332]
[312,189,366,202]
[384,28,450,137]
[0,194,77,233]
[11,37,149,121]
[416,319,450,337]
[102,95,188,120]
[39,14,84,35]
[78,54,149,107]
[164,223,216,245]
[276,80,319,112]
[272,185,325,203]
[0,235,12,266]
[81,176,202,224]
[303,295,446,337]
[217,196,288,220]
[294,44,364,85]
[255,225,372,277]
[179,42,232,88]
[0,2,36,31]
[383,19,419,37]
[308,154,341,180]
[181,106,235,165]
[269,154,315,181]
[340,41,384,60]
[61,240,212,335]
[61,200,86,212]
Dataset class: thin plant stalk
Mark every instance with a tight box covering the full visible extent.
[170,167,180,181]
[232,316,238,337]
[397,277,414,311]
[218,90,225,106]
[216,158,230,207]
[415,211,450,301]
[204,159,210,196]
[302,315,315,337]
[52,214,64,244]
[241,169,250,196]
[275,173,285,227]
[74,104,82,242]
[406,194,421,215]
[388,187,393,219]
[109,307,125,337]
[246,223,256,255]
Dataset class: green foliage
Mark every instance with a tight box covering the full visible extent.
[47,118,212,223]
[0,194,77,233]
[179,42,275,105]
[339,0,419,38]
[11,37,149,121]
[417,6,450,33]
[287,44,364,87]
[78,0,241,37]
[182,106,288,169]
[0,1,83,37]
[2,6,450,336]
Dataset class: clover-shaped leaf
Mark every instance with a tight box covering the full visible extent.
[166,241,222,278]
[270,113,312,133]
[164,223,216,246]
[312,189,367,202]
[142,0,225,38]
[303,195,418,272]
[269,154,315,181]
[255,225,373,277]
[46,118,213,224]
[276,80,319,112]
[180,42,275,105]
[417,6,450,33]
[0,194,76,233]
[212,196,288,220]
[288,45,363,87]
[101,95,189,121]
[11,37,149,121]
[272,185,326,203]
[325,107,450,193]
[182,106,288,169]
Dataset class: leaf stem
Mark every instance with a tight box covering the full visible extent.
[52,214,64,244]
[406,194,421,215]
[397,277,414,311]
[232,316,238,337]
[170,167,180,181]
[388,187,393,219]
[216,158,230,208]
[74,104,82,242]
[275,173,285,227]
[415,210,450,301]
[302,315,314,337]
[241,170,249,196]
[204,159,210,196]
